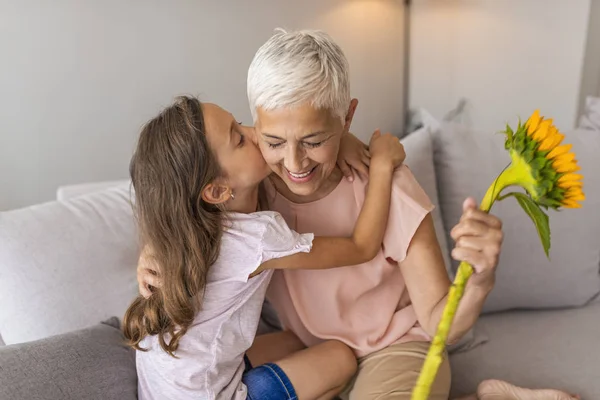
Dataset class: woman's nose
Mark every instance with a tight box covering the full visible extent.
[285,146,308,172]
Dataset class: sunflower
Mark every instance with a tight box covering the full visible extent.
[412,111,584,400]
[478,109,584,211]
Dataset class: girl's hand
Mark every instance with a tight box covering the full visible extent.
[337,132,371,182]
[450,197,504,292]
[368,130,406,172]
[137,245,162,298]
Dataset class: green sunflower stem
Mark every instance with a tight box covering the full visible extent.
[411,173,506,400]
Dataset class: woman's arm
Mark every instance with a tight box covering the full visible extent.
[255,131,402,274]
[399,199,502,344]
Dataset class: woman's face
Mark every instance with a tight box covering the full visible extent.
[255,103,352,201]
[201,103,271,191]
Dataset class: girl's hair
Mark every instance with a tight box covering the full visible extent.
[123,96,224,356]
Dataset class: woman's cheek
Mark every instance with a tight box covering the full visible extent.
[259,145,280,169]
[313,144,339,165]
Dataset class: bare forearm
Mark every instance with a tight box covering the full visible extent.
[426,283,491,344]
[353,161,394,256]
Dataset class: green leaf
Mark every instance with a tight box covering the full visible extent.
[505,124,514,141]
[504,192,551,258]
[522,149,535,163]
[530,156,548,171]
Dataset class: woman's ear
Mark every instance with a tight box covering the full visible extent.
[201,182,232,204]
[343,98,359,133]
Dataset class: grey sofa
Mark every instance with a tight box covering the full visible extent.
[0,115,598,399]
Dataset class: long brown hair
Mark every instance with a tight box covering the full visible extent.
[123,96,223,356]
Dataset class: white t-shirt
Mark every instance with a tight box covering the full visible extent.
[136,211,314,400]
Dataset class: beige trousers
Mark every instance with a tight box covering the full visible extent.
[339,341,451,400]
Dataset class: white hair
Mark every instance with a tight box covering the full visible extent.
[247,29,351,124]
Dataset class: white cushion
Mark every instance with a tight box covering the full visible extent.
[56,180,129,201]
[432,122,600,313]
[0,184,139,344]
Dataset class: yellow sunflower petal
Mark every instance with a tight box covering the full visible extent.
[538,131,563,151]
[561,199,583,208]
[527,110,542,136]
[533,119,553,142]
[553,152,576,168]
[557,173,583,183]
[566,194,586,202]
[555,162,581,173]
[547,144,572,159]
[565,186,585,196]
[559,181,583,190]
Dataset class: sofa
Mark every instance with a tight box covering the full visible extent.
[1,106,599,399]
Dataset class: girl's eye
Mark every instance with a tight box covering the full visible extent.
[304,141,323,149]
[237,132,245,147]
[268,142,284,149]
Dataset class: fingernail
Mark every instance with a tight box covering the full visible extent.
[348,176,354,182]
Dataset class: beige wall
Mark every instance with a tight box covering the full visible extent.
[0,0,404,211]
[410,0,591,133]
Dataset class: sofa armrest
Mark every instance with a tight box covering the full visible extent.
[56,180,129,201]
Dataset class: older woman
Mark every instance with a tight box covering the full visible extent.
[138,29,577,400]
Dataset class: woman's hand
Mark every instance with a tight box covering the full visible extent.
[137,245,162,298]
[450,197,504,292]
[337,132,372,182]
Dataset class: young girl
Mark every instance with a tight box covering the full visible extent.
[123,96,405,400]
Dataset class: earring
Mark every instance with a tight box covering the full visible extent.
[230,190,235,200]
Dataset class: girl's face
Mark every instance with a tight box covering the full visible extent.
[202,103,270,192]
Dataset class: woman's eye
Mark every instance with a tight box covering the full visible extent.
[304,141,323,148]
[268,142,284,149]
[238,132,245,147]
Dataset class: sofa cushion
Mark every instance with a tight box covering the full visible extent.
[579,96,600,131]
[0,184,139,344]
[401,127,488,353]
[56,179,130,201]
[449,300,600,399]
[402,127,452,275]
[0,317,137,400]
[432,122,600,313]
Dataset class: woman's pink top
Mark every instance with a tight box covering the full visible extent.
[266,165,434,357]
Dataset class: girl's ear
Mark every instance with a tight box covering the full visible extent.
[201,182,232,204]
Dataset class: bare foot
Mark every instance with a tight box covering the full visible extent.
[477,379,579,400]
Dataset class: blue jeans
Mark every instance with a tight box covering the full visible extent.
[242,355,298,400]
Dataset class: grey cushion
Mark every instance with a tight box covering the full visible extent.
[0,184,139,344]
[450,300,600,399]
[579,96,600,130]
[402,127,453,275]
[0,317,137,400]
[433,122,600,312]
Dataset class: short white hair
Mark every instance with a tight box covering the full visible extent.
[247,29,351,124]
